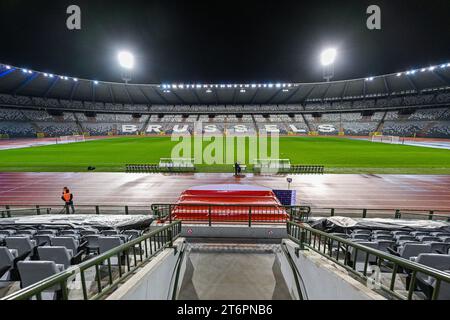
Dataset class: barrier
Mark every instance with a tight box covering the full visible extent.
[290,165,324,174]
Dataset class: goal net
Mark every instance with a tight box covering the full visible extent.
[253,158,291,173]
[371,135,401,144]
[57,135,86,144]
[159,158,195,169]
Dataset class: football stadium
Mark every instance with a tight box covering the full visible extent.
[0,0,450,307]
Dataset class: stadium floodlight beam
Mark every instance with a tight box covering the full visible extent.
[117,50,134,84]
[320,48,337,82]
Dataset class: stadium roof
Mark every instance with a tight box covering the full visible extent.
[0,62,449,105]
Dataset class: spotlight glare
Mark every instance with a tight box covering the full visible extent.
[94,80,99,85]
[396,73,401,77]
[117,51,135,69]
[320,48,337,66]
[5,65,11,69]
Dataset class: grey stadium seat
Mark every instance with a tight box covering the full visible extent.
[59,230,79,236]
[36,230,58,236]
[51,237,80,253]
[395,235,415,242]
[15,230,37,236]
[17,261,64,292]
[0,230,16,236]
[5,237,37,256]
[101,230,119,236]
[372,230,392,235]
[410,231,429,237]
[412,254,450,300]
[373,235,394,241]
[431,232,450,237]
[80,230,98,236]
[352,230,371,235]
[34,235,53,246]
[428,242,450,254]
[84,235,100,254]
[0,247,18,280]
[392,231,410,237]
[398,243,432,260]
[417,236,442,242]
[348,242,379,270]
[122,230,143,240]
[376,240,395,253]
[99,236,124,254]
[351,234,371,240]
[38,246,73,269]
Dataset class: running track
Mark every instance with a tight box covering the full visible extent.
[0,172,449,211]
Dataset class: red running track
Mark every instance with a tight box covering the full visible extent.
[0,172,449,210]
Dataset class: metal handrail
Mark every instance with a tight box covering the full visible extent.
[1,221,182,300]
[0,206,52,217]
[287,221,450,300]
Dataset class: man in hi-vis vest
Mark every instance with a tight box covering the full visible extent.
[61,187,75,214]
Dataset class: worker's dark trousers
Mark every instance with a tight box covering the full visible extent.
[65,202,75,214]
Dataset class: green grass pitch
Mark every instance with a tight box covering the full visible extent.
[0,136,449,174]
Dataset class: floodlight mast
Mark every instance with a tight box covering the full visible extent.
[320,48,336,82]
[118,51,134,84]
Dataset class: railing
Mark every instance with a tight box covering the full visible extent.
[2,204,449,222]
[0,206,52,218]
[1,221,182,300]
[151,203,311,226]
[287,221,450,300]
[0,204,152,216]
[310,207,450,221]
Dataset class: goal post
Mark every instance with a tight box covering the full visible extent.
[57,135,86,144]
[371,135,401,144]
[159,158,195,171]
[253,158,291,173]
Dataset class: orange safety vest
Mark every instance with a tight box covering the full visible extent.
[63,192,71,202]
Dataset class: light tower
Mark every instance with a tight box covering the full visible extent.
[117,51,134,84]
[320,48,336,82]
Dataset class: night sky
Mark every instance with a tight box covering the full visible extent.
[0,0,449,84]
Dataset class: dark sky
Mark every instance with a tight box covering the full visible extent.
[0,0,449,84]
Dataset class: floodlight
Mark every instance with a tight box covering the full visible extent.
[117,51,134,69]
[320,48,337,66]
[396,73,401,77]
[429,66,435,71]
[73,78,78,82]
[43,73,48,77]
[5,65,11,69]
[94,80,99,85]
